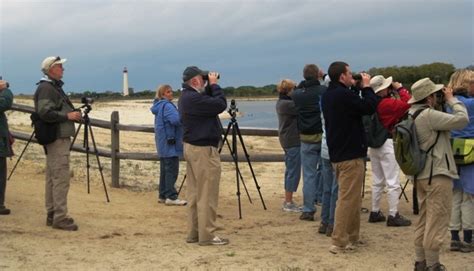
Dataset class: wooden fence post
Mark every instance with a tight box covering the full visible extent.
[111,111,120,188]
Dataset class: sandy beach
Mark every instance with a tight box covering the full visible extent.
[1,98,472,270]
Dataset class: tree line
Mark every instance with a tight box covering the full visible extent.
[66,62,473,101]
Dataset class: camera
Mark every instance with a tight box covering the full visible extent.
[202,73,220,81]
[81,97,94,105]
[167,138,176,145]
[435,90,445,104]
[228,99,238,118]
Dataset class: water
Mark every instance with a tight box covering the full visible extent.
[221,100,278,129]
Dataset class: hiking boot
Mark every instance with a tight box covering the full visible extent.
[198,236,229,246]
[368,210,386,223]
[52,219,78,231]
[326,224,334,237]
[387,213,412,227]
[329,244,356,254]
[426,263,446,271]
[299,211,315,221]
[165,198,187,206]
[186,236,199,243]
[158,198,166,204]
[450,240,461,251]
[0,206,11,215]
[414,260,426,271]
[47,212,74,227]
[318,223,328,234]
[282,202,302,212]
[460,241,473,253]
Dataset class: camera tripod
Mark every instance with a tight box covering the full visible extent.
[177,99,266,219]
[70,104,110,202]
[217,100,267,218]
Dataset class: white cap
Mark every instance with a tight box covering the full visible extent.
[41,56,67,74]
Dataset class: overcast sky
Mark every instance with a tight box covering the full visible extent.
[1,0,473,94]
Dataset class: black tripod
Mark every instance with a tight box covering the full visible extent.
[70,103,110,202]
[7,131,35,181]
[220,99,266,218]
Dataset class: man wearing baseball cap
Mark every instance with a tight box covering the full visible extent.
[409,78,468,270]
[178,66,228,245]
[34,56,81,231]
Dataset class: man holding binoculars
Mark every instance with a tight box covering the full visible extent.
[178,66,229,246]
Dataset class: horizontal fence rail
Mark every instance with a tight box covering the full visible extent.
[10,103,283,187]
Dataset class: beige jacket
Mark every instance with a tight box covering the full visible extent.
[411,98,469,180]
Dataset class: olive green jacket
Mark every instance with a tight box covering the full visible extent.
[0,88,13,157]
[34,78,76,138]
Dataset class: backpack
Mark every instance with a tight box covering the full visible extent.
[30,112,58,146]
[363,113,389,148]
[451,138,474,165]
[393,108,439,177]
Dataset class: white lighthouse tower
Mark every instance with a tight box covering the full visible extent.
[122,67,129,96]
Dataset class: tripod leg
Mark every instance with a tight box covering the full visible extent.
[70,123,83,150]
[88,124,110,202]
[233,122,267,210]
[8,131,35,181]
[84,122,91,194]
[231,122,242,219]
[177,174,186,196]
[399,179,409,202]
[221,121,252,203]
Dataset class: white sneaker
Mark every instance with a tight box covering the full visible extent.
[165,198,187,206]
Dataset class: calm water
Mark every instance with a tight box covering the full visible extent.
[221,100,278,129]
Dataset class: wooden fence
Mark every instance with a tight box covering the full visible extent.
[10,103,284,188]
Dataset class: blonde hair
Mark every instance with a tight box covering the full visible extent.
[277,79,296,95]
[155,84,172,99]
[447,69,474,94]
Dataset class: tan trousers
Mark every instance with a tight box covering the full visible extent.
[184,143,221,244]
[45,138,71,223]
[414,175,452,264]
[331,158,365,247]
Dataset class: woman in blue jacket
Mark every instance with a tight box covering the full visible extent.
[447,69,474,253]
[150,85,186,206]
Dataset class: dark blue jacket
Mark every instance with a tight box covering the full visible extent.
[150,99,183,158]
[178,84,227,147]
[292,79,326,135]
[321,82,377,162]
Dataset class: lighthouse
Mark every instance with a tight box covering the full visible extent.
[123,67,129,96]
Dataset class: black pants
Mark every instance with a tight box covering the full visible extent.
[0,157,7,207]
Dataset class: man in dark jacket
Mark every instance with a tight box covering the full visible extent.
[34,56,82,231]
[0,79,13,215]
[321,61,377,253]
[178,66,228,246]
[292,64,327,221]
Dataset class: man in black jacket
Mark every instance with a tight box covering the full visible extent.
[178,66,228,246]
[321,61,377,253]
[292,64,326,221]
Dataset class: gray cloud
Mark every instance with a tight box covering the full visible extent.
[1,0,472,93]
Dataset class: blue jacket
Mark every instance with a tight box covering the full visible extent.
[448,94,474,194]
[150,99,183,158]
[321,82,377,162]
[178,84,227,148]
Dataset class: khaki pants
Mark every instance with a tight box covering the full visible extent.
[331,158,365,247]
[45,138,71,223]
[414,175,452,264]
[184,143,221,243]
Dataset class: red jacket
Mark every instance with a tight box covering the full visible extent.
[377,87,411,133]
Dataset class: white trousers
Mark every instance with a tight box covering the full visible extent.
[449,189,474,231]
[369,139,401,216]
